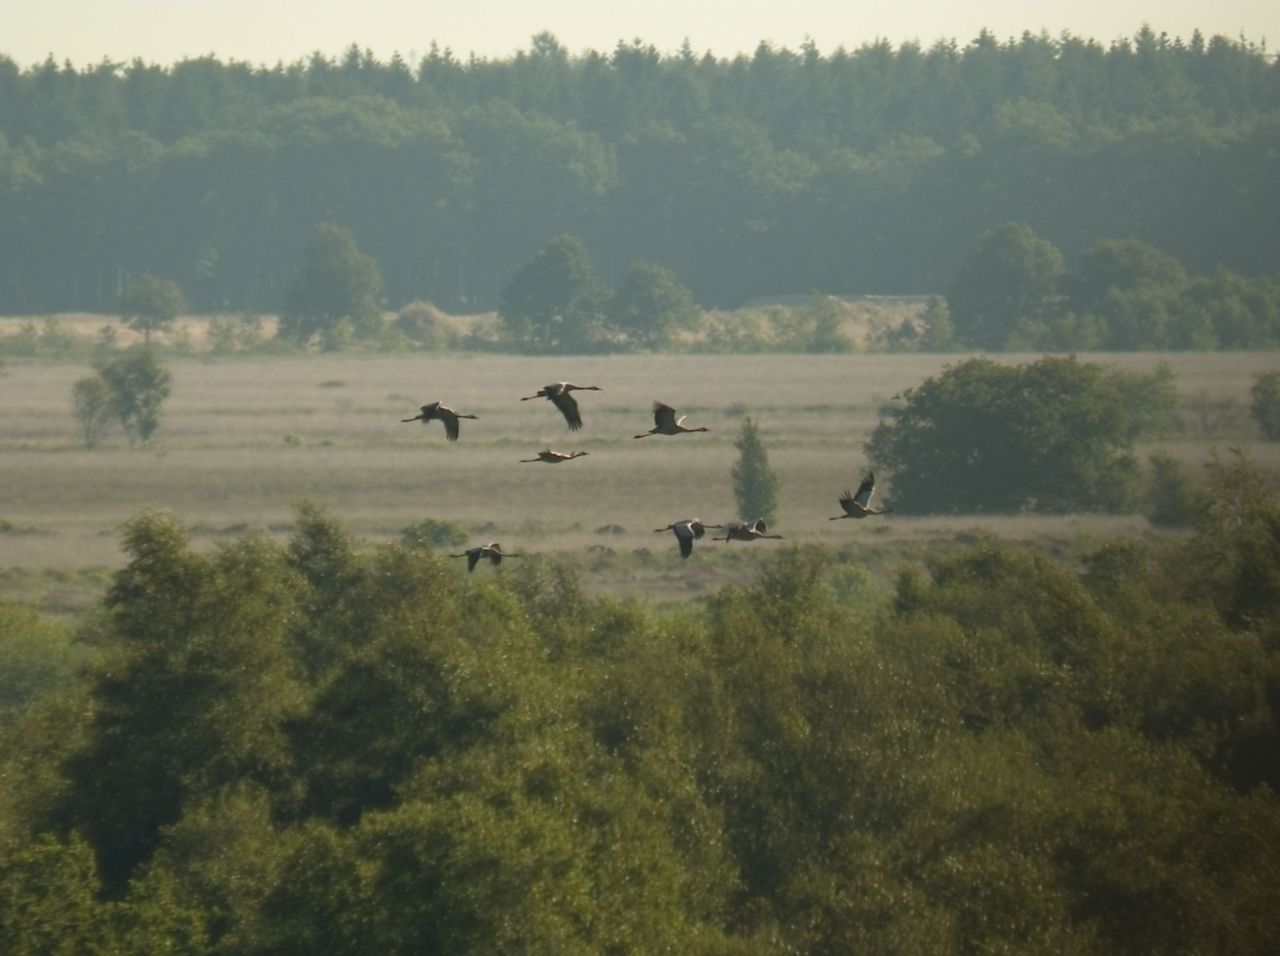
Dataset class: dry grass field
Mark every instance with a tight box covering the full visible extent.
[2,346,1278,616]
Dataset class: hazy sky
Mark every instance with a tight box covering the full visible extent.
[5,1,1277,68]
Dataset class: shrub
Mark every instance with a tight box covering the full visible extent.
[1250,371,1280,439]
[395,301,458,349]
[399,516,470,550]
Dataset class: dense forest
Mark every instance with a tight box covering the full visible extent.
[1,28,1278,315]
[2,453,1279,952]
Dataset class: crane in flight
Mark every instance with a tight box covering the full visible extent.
[519,450,589,463]
[654,518,721,558]
[830,472,891,519]
[520,382,601,431]
[401,401,478,442]
[634,402,708,439]
[450,542,519,571]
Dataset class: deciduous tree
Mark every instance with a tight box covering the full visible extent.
[946,223,1065,349]
[117,275,185,345]
[497,234,605,353]
[95,347,172,444]
[866,356,1170,513]
[280,223,384,349]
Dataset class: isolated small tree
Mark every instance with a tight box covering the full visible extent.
[118,275,186,345]
[70,375,116,448]
[280,223,384,349]
[732,417,780,524]
[1250,371,1280,440]
[96,348,172,444]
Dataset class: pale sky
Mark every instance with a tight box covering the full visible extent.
[4,1,1277,68]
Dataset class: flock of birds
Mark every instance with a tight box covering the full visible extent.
[401,381,890,570]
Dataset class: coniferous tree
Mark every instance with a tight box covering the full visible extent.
[731,417,780,524]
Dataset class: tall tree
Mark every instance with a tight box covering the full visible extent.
[605,261,701,350]
[279,223,384,349]
[945,222,1066,348]
[497,234,605,353]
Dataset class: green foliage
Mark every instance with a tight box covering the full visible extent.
[0,35,1278,327]
[1146,452,1196,527]
[393,301,458,349]
[70,373,115,448]
[1250,371,1280,439]
[280,223,384,348]
[769,296,854,353]
[606,260,701,350]
[398,515,469,550]
[208,313,266,355]
[1066,238,1189,315]
[4,480,1280,951]
[497,234,605,353]
[867,356,1175,513]
[731,417,780,524]
[0,833,113,955]
[0,603,84,723]
[94,347,172,443]
[882,296,956,352]
[946,222,1066,349]
[117,274,186,345]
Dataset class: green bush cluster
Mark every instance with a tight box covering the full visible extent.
[947,228,1280,350]
[868,356,1177,513]
[2,475,1278,952]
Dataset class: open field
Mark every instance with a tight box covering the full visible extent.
[3,349,1279,616]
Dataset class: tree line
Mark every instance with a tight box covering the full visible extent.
[0,28,1276,316]
[1,451,1278,952]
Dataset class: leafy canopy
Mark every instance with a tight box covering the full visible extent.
[116,275,186,345]
[280,223,384,349]
[866,356,1174,513]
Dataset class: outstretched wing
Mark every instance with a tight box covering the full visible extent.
[674,522,695,558]
[438,406,461,441]
[408,401,439,424]
[466,548,482,571]
[653,402,678,431]
[550,390,583,430]
[853,472,876,509]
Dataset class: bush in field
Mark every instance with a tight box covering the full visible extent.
[95,348,172,444]
[70,375,116,448]
[770,296,854,353]
[866,356,1173,513]
[394,301,458,349]
[1250,371,1280,439]
[70,349,172,446]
